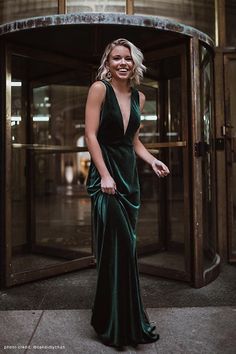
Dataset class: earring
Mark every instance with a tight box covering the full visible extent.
[106,70,112,80]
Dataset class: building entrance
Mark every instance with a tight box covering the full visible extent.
[0,14,220,288]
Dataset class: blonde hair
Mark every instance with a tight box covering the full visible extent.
[96,38,146,85]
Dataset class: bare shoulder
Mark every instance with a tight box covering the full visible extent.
[138,90,146,102]
[138,90,146,111]
[88,80,106,100]
[89,81,106,94]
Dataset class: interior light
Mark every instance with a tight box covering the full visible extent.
[11,116,22,122]
[75,123,85,128]
[141,115,157,120]
[166,132,178,136]
[11,81,22,87]
[139,132,160,136]
[33,116,50,122]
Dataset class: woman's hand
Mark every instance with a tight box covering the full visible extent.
[151,158,170,178]
[101,175,117,194]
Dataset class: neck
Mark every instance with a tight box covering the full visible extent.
[110,78,131,92]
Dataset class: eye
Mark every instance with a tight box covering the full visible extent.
[125,57,133,61]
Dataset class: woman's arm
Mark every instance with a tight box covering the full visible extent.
[85,81,117,194]
[133,91,170,177]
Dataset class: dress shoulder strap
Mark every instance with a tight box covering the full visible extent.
[98,79,110,88]
[132,86,140,106]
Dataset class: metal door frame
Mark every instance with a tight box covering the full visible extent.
[224,53,236,263]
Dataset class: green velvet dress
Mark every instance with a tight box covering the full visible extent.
[86,79,159,347]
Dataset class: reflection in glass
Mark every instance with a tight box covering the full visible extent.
[226,0,236,47]
[32,84,92,268]
[137,66,187,274]
[11,81,27,264]
[0,0,58,25]
[67,0,125,13]
[227,59,236,256]
[11,54,93,274]
[134,0,215,39]
[137,81,159,250]
[34,152,92,259]
[200,45,217,269]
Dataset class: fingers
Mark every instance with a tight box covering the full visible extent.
[101,188,116,194]
[153,163,170,178]
[159,168,169,177]
[155,170,165,178]
[160,167,170,176]
[101,184,117,194]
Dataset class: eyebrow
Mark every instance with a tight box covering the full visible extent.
[111,54,132,58]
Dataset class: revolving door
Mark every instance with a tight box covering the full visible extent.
[136,44,190,281]
[0,14,220,288]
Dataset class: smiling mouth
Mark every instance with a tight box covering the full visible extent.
[118,69,129,72]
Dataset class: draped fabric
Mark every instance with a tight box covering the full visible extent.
[86,79,159,347]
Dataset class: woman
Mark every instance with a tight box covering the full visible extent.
[85,38,170,348]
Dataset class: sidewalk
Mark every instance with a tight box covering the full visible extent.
[1,307,236,354]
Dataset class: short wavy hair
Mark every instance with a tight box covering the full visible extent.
[96,38,146,85]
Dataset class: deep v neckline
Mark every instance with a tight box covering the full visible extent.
[109,82,133,136]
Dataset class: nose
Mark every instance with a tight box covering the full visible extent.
[120,57,126,64]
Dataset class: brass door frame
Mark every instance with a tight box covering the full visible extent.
[224,53,236,262]
[0,40,6,289]
[3,43,12,288]
[138,42,191,282]
[190,38,220,287]
[3,44,96,287]
[190,37,205,287]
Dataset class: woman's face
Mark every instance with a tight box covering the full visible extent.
[106,45,134,82]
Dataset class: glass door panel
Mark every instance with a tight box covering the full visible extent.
[31,84,92,266]
[33,150,92,260]
[11,80,28,271]
[137,47,190,281]
[200,45,217,270]
[9,52,94,284]
[136,82,160,251]
[67,0,126,13]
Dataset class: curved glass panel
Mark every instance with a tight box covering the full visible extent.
[67,0,125,13]
[0,0,58,25]
[137,50,189,278]
[134,0,215,40]
[200,45,217,271]
[11,80,27,252]
[225,57,236,259]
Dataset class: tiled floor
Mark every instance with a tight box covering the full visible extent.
[1,264,236,311]
[1,307,236,354]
